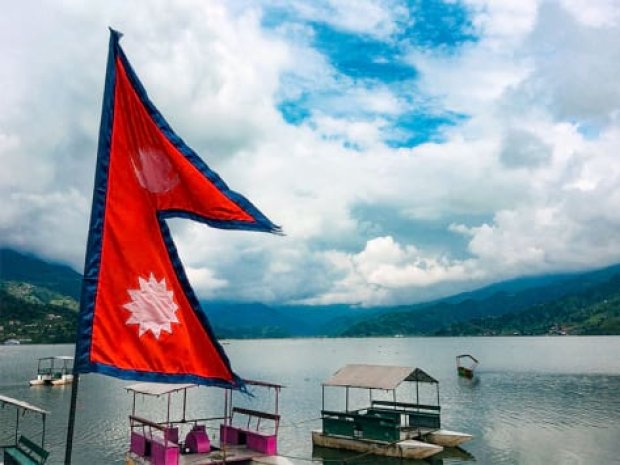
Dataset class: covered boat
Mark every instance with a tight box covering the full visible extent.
[311,364,473,459]
[124,380,293,465]
[0,394,50,464]
[29,356,74,386]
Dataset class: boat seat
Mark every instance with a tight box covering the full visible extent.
[185,425,210,453]
[3,435,49,465]
[150,435,179,465]
[163,426,179,444]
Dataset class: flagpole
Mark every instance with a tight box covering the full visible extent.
[64,372,81,465]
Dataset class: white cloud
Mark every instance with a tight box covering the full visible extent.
[185,266,228,296]
[2,0,620,307]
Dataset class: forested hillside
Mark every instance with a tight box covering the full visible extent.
[342,268,620,337]
[436,274,620,336]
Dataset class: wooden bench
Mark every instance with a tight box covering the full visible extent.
[3,435,49,465]
[220,407,280,455]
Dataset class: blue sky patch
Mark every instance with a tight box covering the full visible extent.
[267,1,476,148]
[384,111,468,148]
[310,23,416,83]
[400,0,477,49]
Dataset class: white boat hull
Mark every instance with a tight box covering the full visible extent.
[51,375,74,385]
[425,429,473,447]
[29,374,73,386]
[312,430,443,459]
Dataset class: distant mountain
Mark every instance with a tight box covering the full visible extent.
[437,274,620,336]
[2,247,620,342]
[342,264,620,337]
[200,302,299,338]
[0,248,82,299]
[200,302,383,338]
[0,283,78,343]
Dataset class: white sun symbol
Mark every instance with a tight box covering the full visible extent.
[123,273,180,339]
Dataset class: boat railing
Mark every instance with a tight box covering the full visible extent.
[129,415,182,461]
[370,401,441,430]
[371,400,441,412]
[321,409,400,442]
[129,414,225,438]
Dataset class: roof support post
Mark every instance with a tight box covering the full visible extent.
[167,393,171,425]
[15,406,19,445]
[416,379,420,410]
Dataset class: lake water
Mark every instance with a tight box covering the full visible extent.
[1,337,619,465]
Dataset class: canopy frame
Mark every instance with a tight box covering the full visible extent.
[321,364,440,414]
[0,395,49,448]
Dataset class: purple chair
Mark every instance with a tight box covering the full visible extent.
[185,425,211,453]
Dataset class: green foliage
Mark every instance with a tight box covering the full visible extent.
[438,277,620,336]
[0,285,77,343]
[342,274,620,337]
[0,248,81,299]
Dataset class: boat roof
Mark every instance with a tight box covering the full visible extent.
[39,356,74,361]
[126,379,283,397]
[456,354,479,363]
[126,383,197,396]
[323,364,438,390]
[0,395,49,415]
[244,379,284,389]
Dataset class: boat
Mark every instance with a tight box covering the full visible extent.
[0,394,50,465]
[3,339,20,345]
[124,380,294,465]
[29,356,74,386]
[456,354,479,379]
[311,364,473,459]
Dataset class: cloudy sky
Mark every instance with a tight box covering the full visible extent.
[2,0,620,307]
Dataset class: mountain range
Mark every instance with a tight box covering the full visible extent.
[1,247,619,343]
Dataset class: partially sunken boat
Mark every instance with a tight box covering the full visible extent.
[456,354,479,379]
[311,364,473,459]
[124,380,293,465]
[29,356,74,386]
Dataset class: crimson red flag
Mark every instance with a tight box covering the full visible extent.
[75,29,280,387]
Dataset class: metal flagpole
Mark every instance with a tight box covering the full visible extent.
[64,372,81,465]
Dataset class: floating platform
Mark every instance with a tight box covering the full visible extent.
[425,429,474,447]
[312,430,443,460]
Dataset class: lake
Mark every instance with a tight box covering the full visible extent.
[1,337,619,465]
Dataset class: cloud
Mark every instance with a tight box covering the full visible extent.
[2,0,620,307]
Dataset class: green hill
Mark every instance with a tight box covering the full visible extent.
[0,283,78,343]
[2,247,620,342]
[0,248,82,299]
[0,249,81,343]
[436,274,620,336]
[342,268,620,337]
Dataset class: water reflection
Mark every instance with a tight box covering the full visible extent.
[1,337,619,465]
